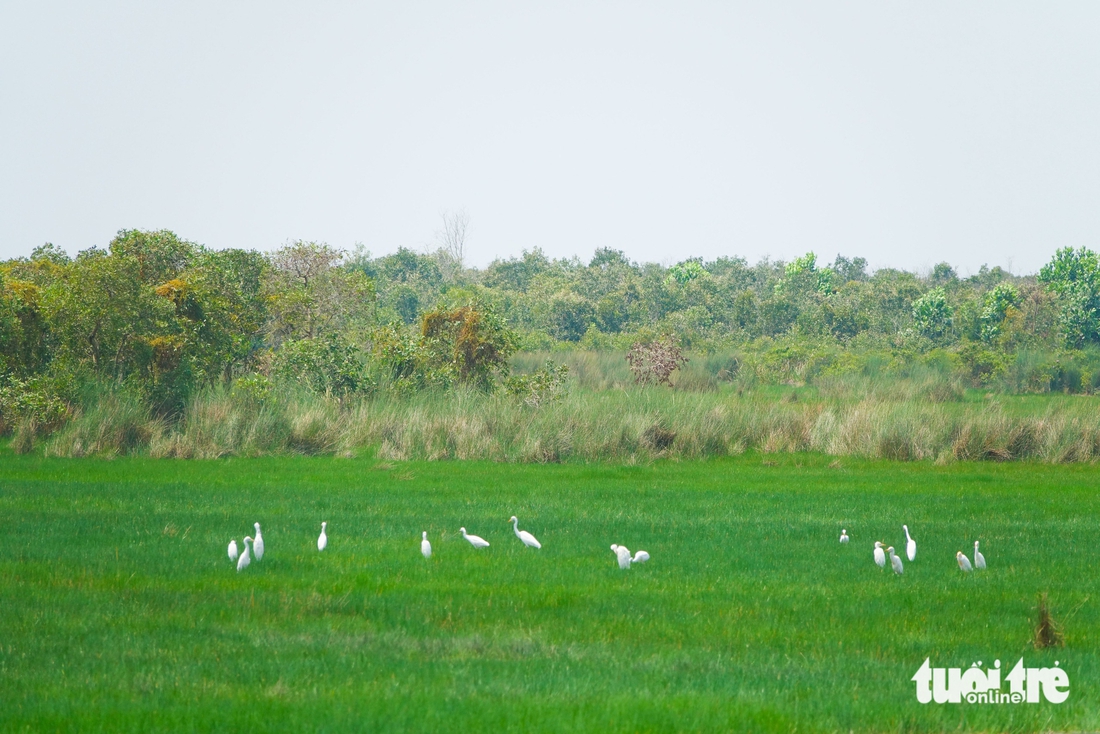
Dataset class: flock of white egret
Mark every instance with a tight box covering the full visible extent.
[844,525,987,575]
[228,517,984,577]
[227,515,650,571]
[227,522,264,572]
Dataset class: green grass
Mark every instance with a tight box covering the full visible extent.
[0,453,1097,732]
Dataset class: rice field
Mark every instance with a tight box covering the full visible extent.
[0,452,1097,732]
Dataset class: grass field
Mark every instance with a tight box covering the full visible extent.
[0,452,1097,732]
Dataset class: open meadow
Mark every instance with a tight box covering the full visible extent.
[0,452,1098,732]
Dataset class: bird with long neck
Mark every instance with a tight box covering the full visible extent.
[973,541,986,570]
[252,523,264,561]
[839,529,849,544]
[317,522,327,551]
[236,537,253,572]
[903,525,916,561]
[873,541,886,568]
[421,531,432,559]
[509,516,541,549]
[461,528,490,548]
[888,546,904,575]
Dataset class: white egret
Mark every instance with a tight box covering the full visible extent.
[873,541,886,568]
[839,529,849,544]
[631,550,650,564]
[253,522,264,561]
[317,522,327,551]
[956,551,973,572]
[888,546,904,575]
[973,541,986,570]
[460,528,490,548]
[236,537,253,572]
[903,525,916,562]
[228,539,239,562]
[421,531,432,559]
[509,516,541,549]
[610,544,632,569]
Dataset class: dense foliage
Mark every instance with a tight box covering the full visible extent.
[3,229,1100,446]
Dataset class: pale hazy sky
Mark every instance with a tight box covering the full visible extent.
[2,3,1098,275]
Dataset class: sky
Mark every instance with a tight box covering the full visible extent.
[1,2,1098,276]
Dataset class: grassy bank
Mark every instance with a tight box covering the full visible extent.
[37,379,1100,463]
[0,454,1096,731]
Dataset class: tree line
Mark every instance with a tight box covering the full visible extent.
[2,228,1099,434]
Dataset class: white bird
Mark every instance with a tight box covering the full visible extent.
[421,531,432,559]
[957,551,973,572]
[973,541,986,570]
[839,529,849,544]
[253,522,264,561]
[236,537,253,572]
[903,525,916,562]
[631,550,650,564]
[610,544,632,569]
[509,516,541,549]
[888,546,904,575]
[317,522,327,551]
[460,527,490,548]
[228,539,239,562]
[874,541,886,568]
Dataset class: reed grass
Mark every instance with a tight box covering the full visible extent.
[42,378,1100,463]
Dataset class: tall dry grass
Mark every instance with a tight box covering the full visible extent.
[42,380,1100,463]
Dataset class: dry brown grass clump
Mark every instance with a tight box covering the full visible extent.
[1034,593,1065,649]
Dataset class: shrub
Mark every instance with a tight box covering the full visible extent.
[421,302,516,389]
[626,336,688,386]
[272,333,366,397]
[0,376,70,436]
[504,360,569,407]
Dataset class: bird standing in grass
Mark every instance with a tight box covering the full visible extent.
[903,525,916,561]
[839,529,849,544]
[509,516,541,549]
[228,539,239,562]
[973,541,986,570]
[421,531,432,558]
[610,544,632,569]
[888,546,904,575]
[874,541,886,568]
[460,528,490,548]
[253,523,264,561]
[957,551,973,572]
[317,522,327,551]
[237,537,253,572]
[631,550,650,564]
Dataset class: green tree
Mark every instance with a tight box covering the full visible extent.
[267,241,375,343]
[421,300,516,389]
[546,291,595,342]
[912,287,952,340]
[980,283,1021,343]
[1038,247,1100,347]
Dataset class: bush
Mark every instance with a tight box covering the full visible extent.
[421,301,516,389]
[0,376,70,437]
[504,360,569,407]
[626,336,688,387]
[272,334,366,398]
